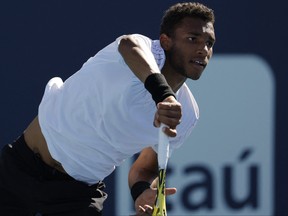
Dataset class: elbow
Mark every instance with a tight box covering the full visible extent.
[118,35,137,55]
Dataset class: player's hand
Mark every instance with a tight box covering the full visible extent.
[134,187,177,215]
[154,95,182,137]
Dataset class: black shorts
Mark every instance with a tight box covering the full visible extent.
[0,135,107,216]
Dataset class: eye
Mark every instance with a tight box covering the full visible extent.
[206,40,214,48]
[187,36,197,42]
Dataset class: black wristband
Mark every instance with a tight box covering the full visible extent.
[130,181,151,202]
[144,73,176,105]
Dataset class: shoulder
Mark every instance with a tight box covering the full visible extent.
[116,34,153,46]
[151,40,165,69]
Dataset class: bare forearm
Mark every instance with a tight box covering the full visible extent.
[128,166,158,188]
[128,147,158,188]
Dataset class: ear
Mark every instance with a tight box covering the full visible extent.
[160,34,172,51]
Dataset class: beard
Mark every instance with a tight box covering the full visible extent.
[165,45,204,80]
[165,46,188,78]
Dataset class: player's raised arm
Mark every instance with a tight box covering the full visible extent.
[118,34,161,83]
[118,35,181,137]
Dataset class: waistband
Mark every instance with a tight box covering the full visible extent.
[8,134,74,181]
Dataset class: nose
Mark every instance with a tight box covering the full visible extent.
[197,43,208,56]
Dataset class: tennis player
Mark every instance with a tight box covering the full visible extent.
[0,2,215,216]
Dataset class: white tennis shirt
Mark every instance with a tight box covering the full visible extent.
[38,34,199,184]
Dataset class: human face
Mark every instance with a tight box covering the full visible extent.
[163,17,215,81]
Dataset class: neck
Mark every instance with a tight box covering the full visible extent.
[161,64,187,93]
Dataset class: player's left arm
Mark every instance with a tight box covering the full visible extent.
[129,147,157,184]
[128,147,176,214]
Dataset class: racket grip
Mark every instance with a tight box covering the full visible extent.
[158,124,170,169]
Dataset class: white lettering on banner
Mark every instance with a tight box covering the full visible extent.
[115,55,275,216]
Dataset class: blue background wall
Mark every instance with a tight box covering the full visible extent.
[0,0,287,215]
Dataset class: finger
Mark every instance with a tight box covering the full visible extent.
[156,108,182,128]
[137,205,153,216]
[154,114,181,130]
[159,117,181,130]
[144,204,153,209]
[137,205,150,216]
[163,127,177,137]
[165,187,177,196]
[150,178,158,189]
[153,113,161,128]
[157,101,181,110]
[157,110,181,121]
[157,109,182,118]
[138,205,145,213]
[143,205,153,214]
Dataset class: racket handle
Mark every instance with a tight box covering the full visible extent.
[158,124,170,169]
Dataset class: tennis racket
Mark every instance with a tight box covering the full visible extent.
[152,124,170,216]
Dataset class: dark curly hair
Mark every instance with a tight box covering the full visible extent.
[160,2,215,36]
